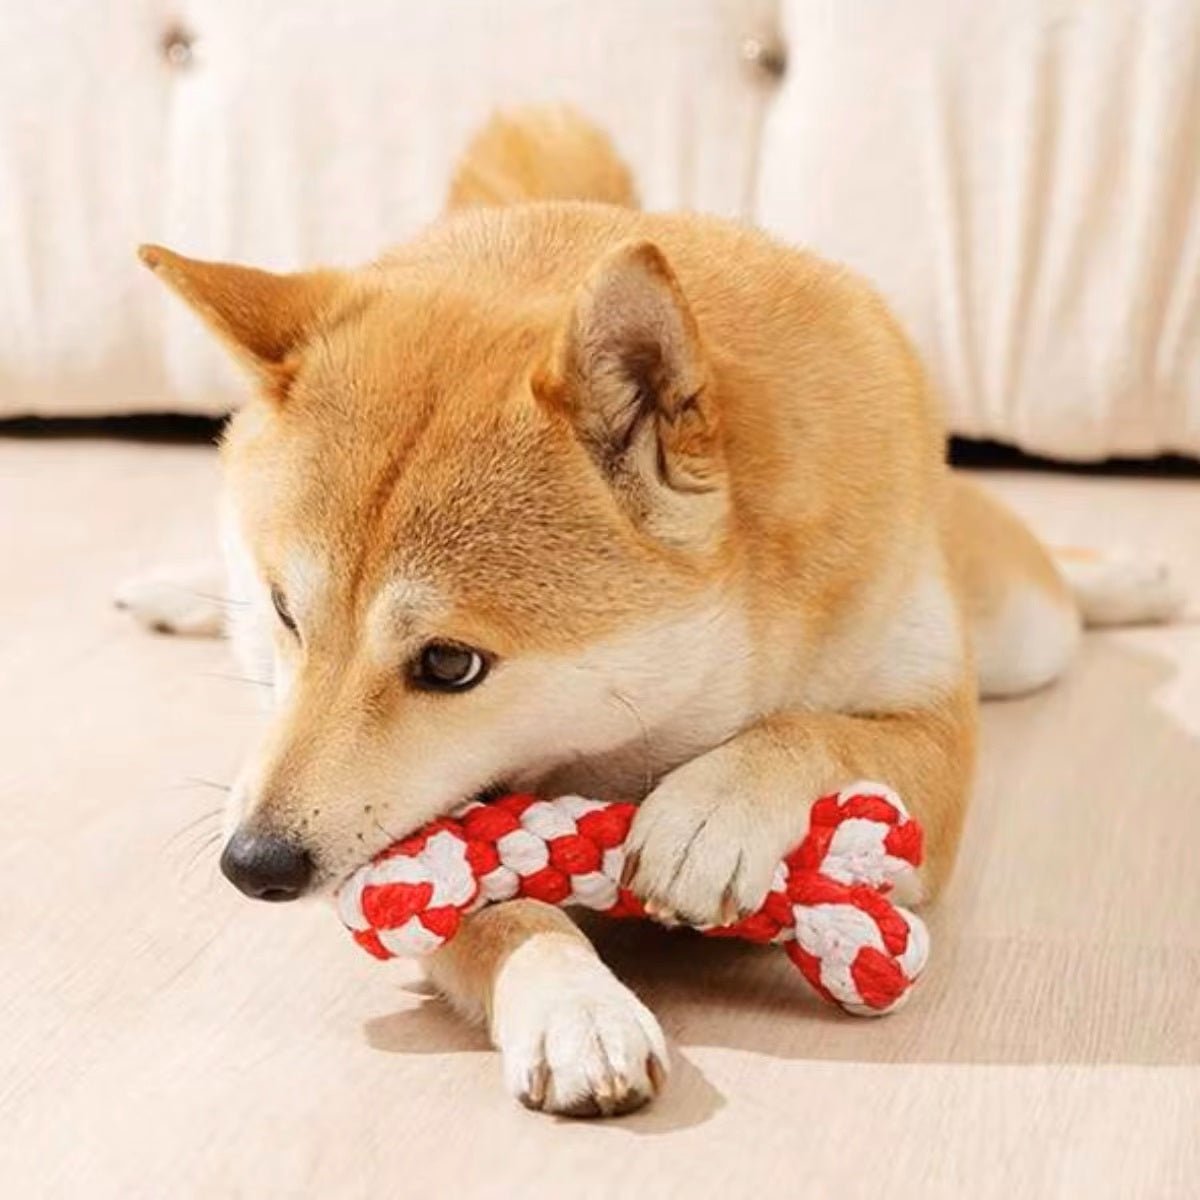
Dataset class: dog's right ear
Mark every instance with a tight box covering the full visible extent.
[137,245,356,399]
[534,239,728,550]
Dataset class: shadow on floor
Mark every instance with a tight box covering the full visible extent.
[363,986,727,1134]
[361,633,1200,1080]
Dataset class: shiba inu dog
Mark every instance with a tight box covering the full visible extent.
[126,107,1182,1117]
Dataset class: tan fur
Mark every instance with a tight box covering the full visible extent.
[943,476,1082,697]
[138,106,1116,1116]
[944,476,1074,632]
[446,105,637,210]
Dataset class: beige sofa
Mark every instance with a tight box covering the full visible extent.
[2,0,1197,458]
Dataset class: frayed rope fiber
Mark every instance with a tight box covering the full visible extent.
[337,781,929,1015]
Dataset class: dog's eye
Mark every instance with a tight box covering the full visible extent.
[412,642,489,692]
[271,586,298,636]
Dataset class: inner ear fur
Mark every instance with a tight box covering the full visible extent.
[538,239,726,503]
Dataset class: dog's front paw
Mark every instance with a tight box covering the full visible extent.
[114,561,227,637]
[622,750,804,927]
[492,935,667,1118]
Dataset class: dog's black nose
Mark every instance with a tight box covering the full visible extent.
[220,830,314,901]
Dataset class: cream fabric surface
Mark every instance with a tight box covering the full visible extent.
[0,0,779,418]
[758,0,1200,459]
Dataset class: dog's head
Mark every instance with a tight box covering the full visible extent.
[141,230,752,898]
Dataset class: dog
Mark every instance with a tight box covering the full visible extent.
[122,106,1182,1117]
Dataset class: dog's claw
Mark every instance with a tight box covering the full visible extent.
[647,1053,667,1095]
[589,1071,622,1116]
[718,885,741,926]
[519,1059,550,1110]
[642,897,680,926]
[499,961,667,1118]
[619,849,640,889]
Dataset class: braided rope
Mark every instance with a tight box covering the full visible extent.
[337,781,929,1015]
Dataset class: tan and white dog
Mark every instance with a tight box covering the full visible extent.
[123,108,1181,1118]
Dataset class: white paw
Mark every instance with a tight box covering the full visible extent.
[492,935,667,1117]
[114,562,227,637]
[1058,550,1187,627]
[622,751,800,926]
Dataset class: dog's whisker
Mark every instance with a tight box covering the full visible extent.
[177,776,233,793]
[135,585,246,610]
[181,829,224,878]
[201,671,274,689]
[187,590,248,608]
[165,807,224,849]
[174,822,223,848]
[372,816,402,844]
[609,687,655,800]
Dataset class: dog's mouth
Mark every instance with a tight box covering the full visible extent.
[333,779,517,891]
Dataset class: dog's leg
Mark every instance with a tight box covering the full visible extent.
[1053,547,1186,627]
[945,476,1185,698]
[623,683,977,925]
[943,477,1081,698]
[425,898,667,1117]
[114,558,228,636]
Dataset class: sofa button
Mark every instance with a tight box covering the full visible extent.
[741,34,787,81]
[161,25,196,68]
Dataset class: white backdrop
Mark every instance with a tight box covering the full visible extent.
[2,0,1197,459]
[758,0,1200,459]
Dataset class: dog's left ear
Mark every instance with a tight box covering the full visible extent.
[537,240,727,545]
[137,244,357,399]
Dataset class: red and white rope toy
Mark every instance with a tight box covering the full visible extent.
[337,782,929,1015]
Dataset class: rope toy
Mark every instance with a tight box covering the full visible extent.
[337,782,929,1015]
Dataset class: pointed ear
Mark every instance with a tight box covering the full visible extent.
[537,240,727,542]
[138,244,355,396]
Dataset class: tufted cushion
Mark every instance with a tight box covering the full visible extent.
[4,0,1197,459]
[0,0,780,418]
[757,0,1200,459]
